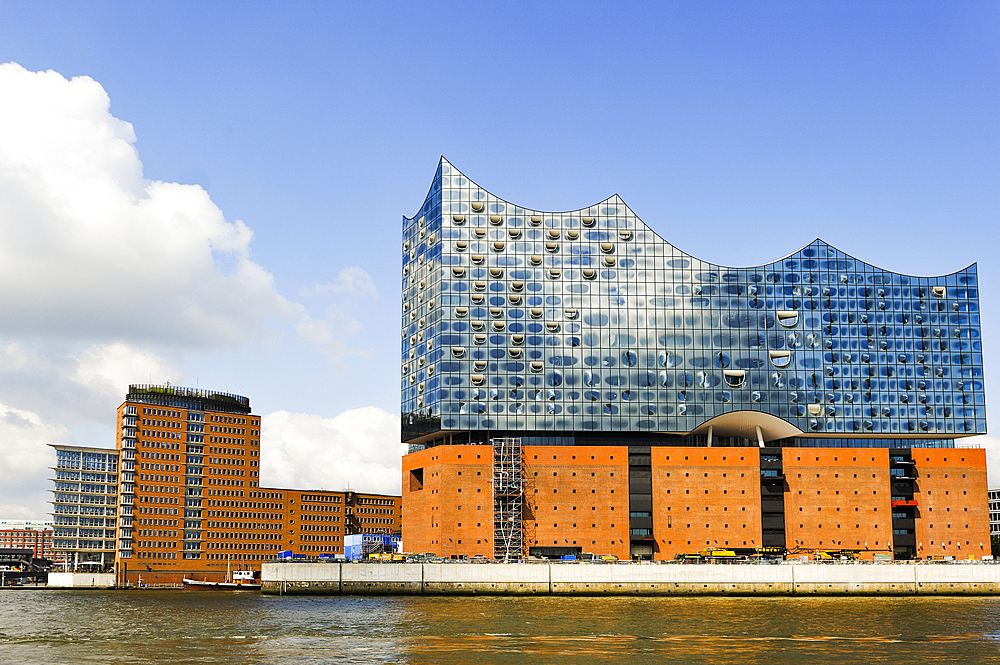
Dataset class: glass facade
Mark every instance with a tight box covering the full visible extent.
[990,487,1000,536]
[49,445,119,568]
[402,159,985,444]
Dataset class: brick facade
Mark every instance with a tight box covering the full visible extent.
[914,449,990,559]
[651,448,762,560]
[402,444,989,561]
[783,449,892,558]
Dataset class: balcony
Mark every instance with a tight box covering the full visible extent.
[629,516,653,530]
[629,528,654,541]
[891,499,918,507]
[893,532,917,547]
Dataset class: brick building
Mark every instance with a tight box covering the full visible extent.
[0,520,54,561]
[282,489,400,555]
[403,445,988,561]
[399,159,989,561]
[42,384,400,586]
[115,384,262,578]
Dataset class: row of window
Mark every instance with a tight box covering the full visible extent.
[402,165,984,439]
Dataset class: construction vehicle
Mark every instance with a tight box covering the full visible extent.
[367,552,406,562]
[814,549,860,561]
[674,547,787,563]
[785,547,889,561]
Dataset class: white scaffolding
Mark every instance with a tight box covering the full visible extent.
[491,437,523,561]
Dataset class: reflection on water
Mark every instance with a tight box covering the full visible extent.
[1,590,1000,664]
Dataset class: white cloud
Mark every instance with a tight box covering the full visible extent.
[0,63,388,518]
[0,341,176,428]
[0,62,297,347]
[0,343,30,373]
[306,266,379,298]
[296,267,380,366]
[260,407,404,495]
[961,435,1000,487]
[72,342,179,403]
[0,402,68,518]
[296,304,372,368]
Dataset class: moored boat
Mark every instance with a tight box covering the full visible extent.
[183,557,260,590]
[182,574,261,590]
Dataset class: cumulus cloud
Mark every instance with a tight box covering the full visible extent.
[305,266,379,298]
[0,62,297,346]
[260,407,405,495]
[0,341,175,425]
[296,304,372,368]
[297,266,380,366]
[72,342,179,403]
[0,341,180,516]
[962,435,1000,486]
[0,402,69,518]
[0,63,389,518]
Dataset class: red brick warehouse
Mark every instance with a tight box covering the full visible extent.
[400,159,988,561]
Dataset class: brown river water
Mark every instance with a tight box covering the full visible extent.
[2,590,1000,664]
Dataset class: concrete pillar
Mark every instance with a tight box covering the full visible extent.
[707,426,713,447]
[756,425,765,447]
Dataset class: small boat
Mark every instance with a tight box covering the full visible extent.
[183,556,260,590]
[182,575,261,590]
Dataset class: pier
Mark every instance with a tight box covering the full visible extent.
[261,561,1000,596]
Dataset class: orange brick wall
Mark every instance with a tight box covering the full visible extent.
[127,402,188,573]
[282,489,401,556]
[914,448,990,559]
[524,446,630,560]
[284,489,343,555]
[122,404,266,583]
[401,447,437,554]
[783,449,892,559]
[651,447,762,560]
[402,445,629,559]
[401,443,992,562]
[402,446,492,557]
[126,485,286,586]
[345,492,402,537]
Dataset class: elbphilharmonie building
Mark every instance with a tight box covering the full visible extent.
[401,158,988,562]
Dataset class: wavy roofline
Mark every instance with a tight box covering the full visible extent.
[422,157,976,280]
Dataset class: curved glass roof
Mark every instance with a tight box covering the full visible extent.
[401,158,985,441]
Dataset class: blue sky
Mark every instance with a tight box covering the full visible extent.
[0,2,996,516]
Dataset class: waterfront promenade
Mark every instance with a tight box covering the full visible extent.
[262,561,1000,596]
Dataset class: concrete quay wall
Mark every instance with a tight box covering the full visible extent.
[261,562,1000,596]
[47,572,116,588]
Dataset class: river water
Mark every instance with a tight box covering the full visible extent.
[2,590,1000,663]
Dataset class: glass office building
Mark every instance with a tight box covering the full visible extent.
[402,158,985,447]
[49,445,119,569]
[400,159,989,561]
